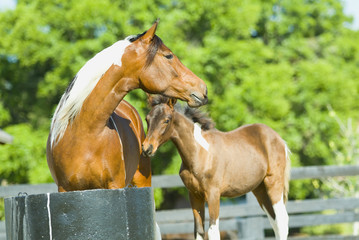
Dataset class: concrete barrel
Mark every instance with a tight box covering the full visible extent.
[5,187,155,240]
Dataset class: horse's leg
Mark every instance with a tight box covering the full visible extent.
[189,192,205,240]
[253,180,288,240]
[207,191,220,240]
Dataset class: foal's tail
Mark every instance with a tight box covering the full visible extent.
[283,143,291,203]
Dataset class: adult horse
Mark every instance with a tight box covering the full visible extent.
[142,96,290,240]
[46,20,208,192]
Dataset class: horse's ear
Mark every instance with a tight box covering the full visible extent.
[168,98,177,109]
[141,19,159,43]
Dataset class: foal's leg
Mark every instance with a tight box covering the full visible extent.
[207,191,221,240]
[253,181,288,240]
[189,192,205,240]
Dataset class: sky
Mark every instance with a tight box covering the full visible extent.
[343,0,359,29]
[0,0,358,29]
[0,0,16,11]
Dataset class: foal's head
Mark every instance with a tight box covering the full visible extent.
[142,95,215,157]
[121,20,208,107]
[142,96,176,157]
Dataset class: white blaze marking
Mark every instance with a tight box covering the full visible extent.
[194,123,209,151]
[47,193,52,240]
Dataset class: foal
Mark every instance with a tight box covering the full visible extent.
[142,96,291,240]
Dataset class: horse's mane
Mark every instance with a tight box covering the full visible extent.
[50,36,134,147]
[50,31,165,147]
[149,95,215,131]
[128,32,164,67]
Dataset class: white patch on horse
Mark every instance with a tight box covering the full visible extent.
[196,234,204,240]
[208,218,220,240]
[50,37,132,147]
[263,195,289,240]
[46,193,52,240]
[194,123,209,151]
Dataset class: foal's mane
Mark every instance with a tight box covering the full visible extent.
[149,95,215,131]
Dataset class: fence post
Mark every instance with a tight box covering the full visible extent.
[236,193,265,240]
[5,188,155,240]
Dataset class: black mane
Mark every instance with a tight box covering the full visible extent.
[149,95,215,131]
[149,95,169,107]
[128,31,163,67]
[182,107,215,131]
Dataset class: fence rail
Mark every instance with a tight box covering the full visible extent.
[2,165,359,197]
[1,165,359,240]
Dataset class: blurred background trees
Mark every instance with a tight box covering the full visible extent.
[0,0,358,222]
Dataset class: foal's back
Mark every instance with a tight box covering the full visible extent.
[202,123,286,197]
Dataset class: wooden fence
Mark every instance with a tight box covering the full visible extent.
[1,165,359,240]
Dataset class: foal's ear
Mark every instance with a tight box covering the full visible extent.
[141,19,159,43]
[168,98,177,109]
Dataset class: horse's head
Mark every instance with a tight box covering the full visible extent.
[142,95,176,157]
[121,20,208,107]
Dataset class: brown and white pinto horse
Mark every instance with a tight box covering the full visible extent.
[46,21,208,193]
[142,96,291,240]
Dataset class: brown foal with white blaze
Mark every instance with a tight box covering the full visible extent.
[142,96,291,240]
[47,20,208,193]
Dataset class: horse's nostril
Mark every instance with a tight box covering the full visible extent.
[147,144,153,154]
[203,95,208,105]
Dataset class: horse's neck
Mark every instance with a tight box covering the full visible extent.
[77,65,138,131]
[171,112,199,169]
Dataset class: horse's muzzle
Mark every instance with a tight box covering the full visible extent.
[189,92,208,107]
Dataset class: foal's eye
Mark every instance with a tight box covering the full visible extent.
[164,54,173,60]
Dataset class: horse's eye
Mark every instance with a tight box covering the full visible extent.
[164,54,173,60]
[164,119,170,124]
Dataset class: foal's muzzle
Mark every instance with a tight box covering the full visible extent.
[142,144,154,157]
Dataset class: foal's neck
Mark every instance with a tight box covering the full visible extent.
[170,112,201,169]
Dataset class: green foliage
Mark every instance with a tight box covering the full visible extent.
[0,1,358,228]
[301,222,353,236]
[0,124,52,184]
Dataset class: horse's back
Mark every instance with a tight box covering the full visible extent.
[206,123,286,196]
[229,123,288,182]
[225,123,284,148]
